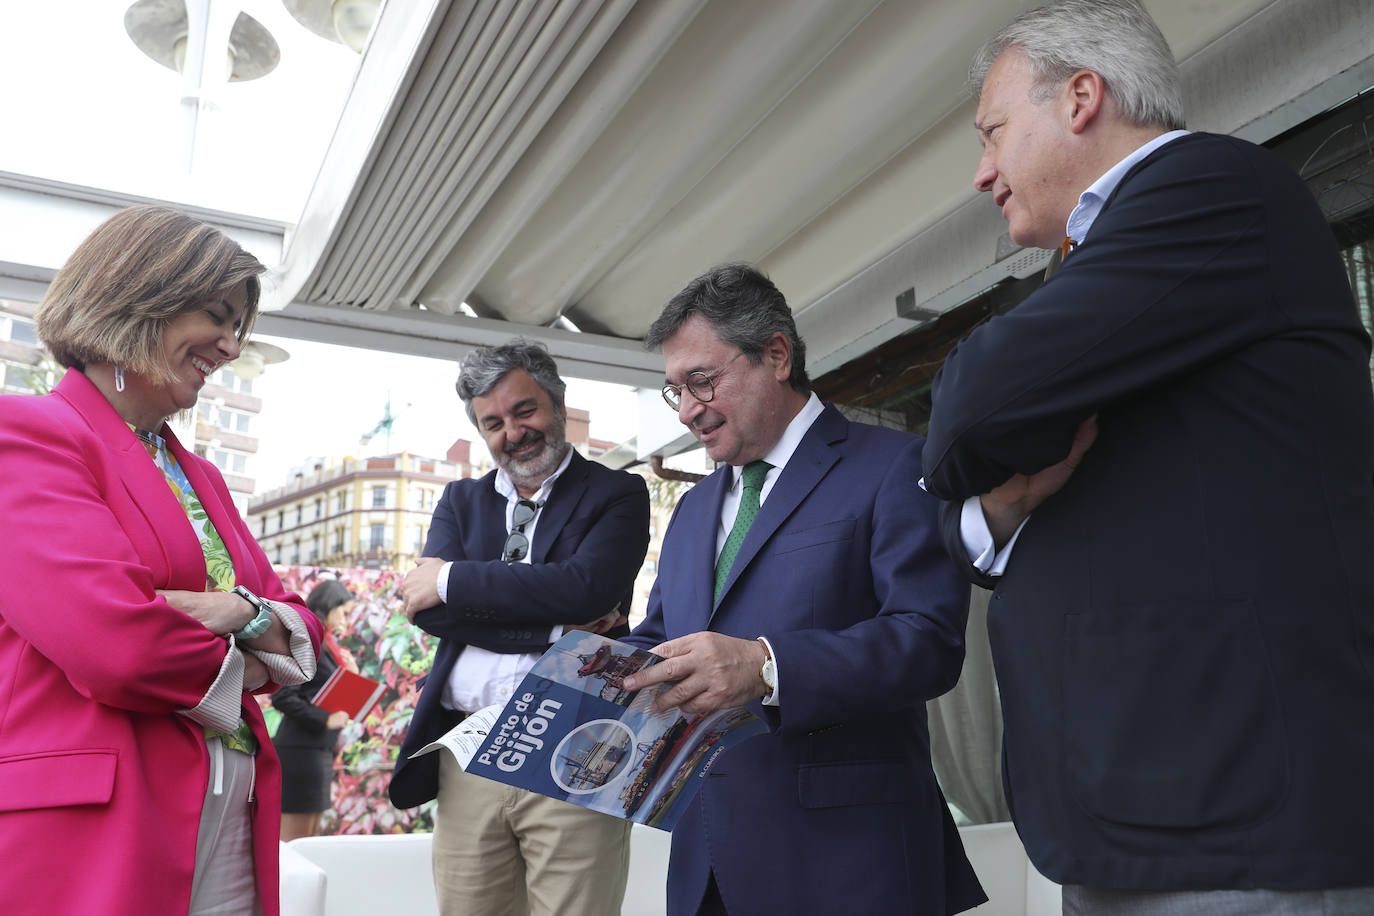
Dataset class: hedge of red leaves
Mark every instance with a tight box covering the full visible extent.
[262,566,438,834]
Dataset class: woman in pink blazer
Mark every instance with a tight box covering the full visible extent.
[0,206,322,915]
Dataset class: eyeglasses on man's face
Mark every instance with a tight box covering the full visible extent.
[502,498,542,562]
[661,351,745,410]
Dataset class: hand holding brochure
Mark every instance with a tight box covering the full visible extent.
[412,632,766,831]
[310,667,386,721]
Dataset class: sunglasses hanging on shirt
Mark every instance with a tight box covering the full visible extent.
[502,498,543,562]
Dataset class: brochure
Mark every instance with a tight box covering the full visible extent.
[412,632,766,830]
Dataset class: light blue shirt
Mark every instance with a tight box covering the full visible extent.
[962,131,1191,575]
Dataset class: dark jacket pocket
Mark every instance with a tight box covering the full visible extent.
[798,759,921,809]
[769,518,857,557]
[1062,598,1287,830]
[0,749,117,812]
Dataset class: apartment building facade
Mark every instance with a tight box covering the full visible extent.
[247,445,483,571]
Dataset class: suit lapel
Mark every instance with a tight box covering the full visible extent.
[55,371,205,589]
[532,450,588,563]
[685,466,731,633]
[708,405,847,623]
[472,473,509,561]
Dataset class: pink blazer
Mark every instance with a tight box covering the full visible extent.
[0,370,321,916]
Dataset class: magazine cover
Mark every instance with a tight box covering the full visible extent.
[414,632,767,831]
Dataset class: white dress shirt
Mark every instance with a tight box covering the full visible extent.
[438,445,572,713]
[959,130,1191,574]
[718,392,826,705]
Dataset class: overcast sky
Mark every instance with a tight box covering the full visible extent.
[249,334,641,489]
[1,0,359,220]
[1,2,648,490]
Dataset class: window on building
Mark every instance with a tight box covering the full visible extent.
[314,497,323,521]
[372,486,387,508]
[210,448,247,475]
[204,404,256,436]
[369,523,386,551]
[212,368,253,395]
[310,535,321,562]
[2,315,37,345]
[333,529,344,554]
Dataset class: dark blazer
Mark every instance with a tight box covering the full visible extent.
[271,645,341,751]
[389,449,650,809]
[626,405,985,916]
[923,133,1374,890]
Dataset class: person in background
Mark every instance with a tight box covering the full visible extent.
[391,339,650,916]
[922,1,1374,913]
[273,578,359,842]
[0,205,322,916]
[622,263,984,916]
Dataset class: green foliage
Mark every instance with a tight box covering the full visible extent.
[645,474,692,510]
[10,350,62,395]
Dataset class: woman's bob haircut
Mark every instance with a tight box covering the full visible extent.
[36,205,266,384]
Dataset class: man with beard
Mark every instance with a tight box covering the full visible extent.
[391,339,650,916]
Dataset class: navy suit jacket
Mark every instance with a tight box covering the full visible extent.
[923,133,1374,889]
[389,449,650,809]
[627,405,985,916]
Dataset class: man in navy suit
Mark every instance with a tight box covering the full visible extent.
[391,339,650,916]
[922,2,1374,913]
[622,263,985,916]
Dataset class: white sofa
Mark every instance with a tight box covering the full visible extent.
[286,833,438,916]
[959,822,1061,916]
[283,821,1055,916]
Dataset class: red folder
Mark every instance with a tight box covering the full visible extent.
[310,667,386,721]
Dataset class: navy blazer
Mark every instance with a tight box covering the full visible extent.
[924,133,1374,889]
[627,405,984,916]
[389,449,650,809]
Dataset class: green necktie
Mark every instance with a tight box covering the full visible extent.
[713,460,772,604]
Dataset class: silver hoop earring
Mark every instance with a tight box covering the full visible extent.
[114,366,125,393]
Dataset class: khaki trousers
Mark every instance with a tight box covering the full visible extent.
[433,752,631,916]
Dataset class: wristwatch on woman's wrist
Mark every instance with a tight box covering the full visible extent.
[230,585,274,640]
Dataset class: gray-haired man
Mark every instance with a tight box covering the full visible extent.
[391,339,650,916]
[923,2,1374,913]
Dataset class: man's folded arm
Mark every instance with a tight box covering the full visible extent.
[434,481,650,628]
[410,613,560,654]
[923,149,1278,500]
